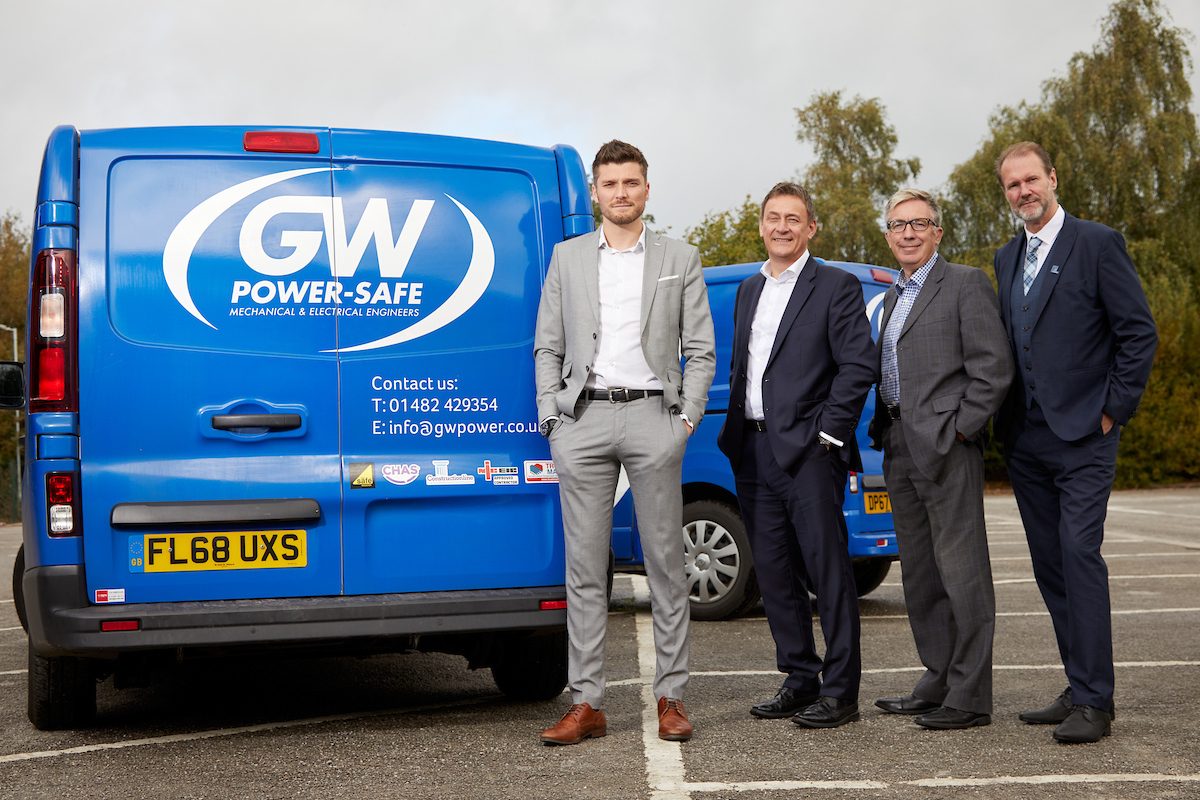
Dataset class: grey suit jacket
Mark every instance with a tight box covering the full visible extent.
[533,227,716,424]
[870,256,1013,482]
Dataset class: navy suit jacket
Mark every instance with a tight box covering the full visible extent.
[717,259,875,474]
[994,212,1157,442]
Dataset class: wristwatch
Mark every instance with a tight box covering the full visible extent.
[539,418,558,438]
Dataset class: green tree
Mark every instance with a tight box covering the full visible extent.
[685,196,764,267]
[942,0,1198,275]
[796,91,920,265]
[0,211,28,520]
[942,0,1199,486]
[685,92,919,268]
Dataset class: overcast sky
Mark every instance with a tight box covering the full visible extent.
[2,1,1197,236]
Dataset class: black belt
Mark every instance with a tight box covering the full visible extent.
[583,388,664,403]
[886,405,901,420]
[747,419,767,432]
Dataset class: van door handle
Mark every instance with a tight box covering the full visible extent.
[212,413,302,432]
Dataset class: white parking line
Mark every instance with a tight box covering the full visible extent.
[636,611,688,800]
[991,552,1199,562]
[0,669,26,676]
[1108,505,1197,520]
[994,573,1200,585]
[0,626,24,633]
[860,608,1200,620]
[0,695,497,765]
[911,773,1200,788]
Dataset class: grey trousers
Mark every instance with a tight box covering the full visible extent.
[549,396,691,708]
[883,422,996,714]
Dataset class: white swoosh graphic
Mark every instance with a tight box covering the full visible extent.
[865,292,886,331]
[333,194,495,353]
[163,167,331,329]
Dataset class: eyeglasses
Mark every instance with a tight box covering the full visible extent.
[885,218,938,233]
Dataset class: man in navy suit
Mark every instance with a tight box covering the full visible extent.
[717,182,875,729]
[993,142,1157,744]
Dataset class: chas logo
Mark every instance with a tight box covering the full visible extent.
[163,167,495,352]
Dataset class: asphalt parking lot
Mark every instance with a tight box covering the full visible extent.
[1,486,1198,799]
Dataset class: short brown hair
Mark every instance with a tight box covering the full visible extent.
[885,188,942,228]
[761,181,816,222]
[995,141,1054,183]
[592,140,648,179]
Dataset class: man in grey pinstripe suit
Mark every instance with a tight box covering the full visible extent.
[869,189,1013,729]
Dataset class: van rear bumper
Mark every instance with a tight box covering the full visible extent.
[25,565,567,658]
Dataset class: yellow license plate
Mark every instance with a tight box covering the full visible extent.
[864,492,892,514]
[130,530,307,573]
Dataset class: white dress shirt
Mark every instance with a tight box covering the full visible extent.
[745,252,841,448]
[588,226,662,391]
[1025,205,1066,277]
[745,254,807,420]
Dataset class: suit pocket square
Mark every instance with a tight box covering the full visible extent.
[657,274,680,283]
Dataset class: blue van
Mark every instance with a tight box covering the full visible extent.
[5,125,593,729]
[613,260,899,620]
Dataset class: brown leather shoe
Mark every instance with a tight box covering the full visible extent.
[657,697,693,742]
[540,703,607,745]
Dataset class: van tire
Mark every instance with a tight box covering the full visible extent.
[28,649,97,730]
[491,631,568,701]
[852,558,892,597]
[683,500,759,621]
[12,545,28,633]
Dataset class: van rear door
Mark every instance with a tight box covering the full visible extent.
[78,127,343,603]
[329,130,566,594]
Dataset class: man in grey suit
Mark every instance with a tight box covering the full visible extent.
[869,189,1013,729]
[534,140,716,746]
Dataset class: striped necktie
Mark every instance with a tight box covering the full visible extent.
[1023,236,1042,295]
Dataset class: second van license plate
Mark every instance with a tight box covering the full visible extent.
[128,531,308,573]
[864,492,892,514]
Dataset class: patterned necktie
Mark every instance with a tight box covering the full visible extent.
[1023,236,1042,295]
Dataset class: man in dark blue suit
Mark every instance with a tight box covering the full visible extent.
[993,142,1157,744]
[717,182,875,729]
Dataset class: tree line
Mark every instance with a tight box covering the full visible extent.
[685,0,1198,487]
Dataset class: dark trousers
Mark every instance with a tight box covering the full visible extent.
[1006,406,1120,711]
[733,430,861,700]
[883,421,995,714]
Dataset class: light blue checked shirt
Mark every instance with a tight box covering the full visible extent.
[879,253,939,407]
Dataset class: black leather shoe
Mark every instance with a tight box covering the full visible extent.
[1053,705,1112,743]
[875,694,940,715]
[791,696,859,729]
[914,706,991,730]
[750,687,819,719]
[1019,687,1073,724]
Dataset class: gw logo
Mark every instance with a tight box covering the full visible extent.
[163,167,495,352]
[238,195,434,278]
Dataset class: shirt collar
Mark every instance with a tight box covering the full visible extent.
[895,252,938,293]
[1025,205,1065,247]
[759,251,810,284]
[598,224,646,254]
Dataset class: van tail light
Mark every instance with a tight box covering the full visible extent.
[243,131,320,154]
[30,249,78,413]
[46,471,80,536]
[848,471,859,494]
[870,268,895,285]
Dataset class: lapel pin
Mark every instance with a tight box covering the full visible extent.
[1050,264,1060,274]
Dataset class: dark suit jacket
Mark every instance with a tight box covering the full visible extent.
[717,259,875,474]
[994,213,1157,442]
[868,256,1013,482]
